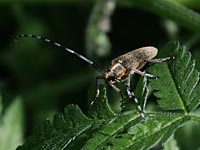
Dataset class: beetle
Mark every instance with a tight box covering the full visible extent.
[15,34,175,118]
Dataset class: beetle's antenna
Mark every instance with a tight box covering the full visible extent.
[15,34,105,75]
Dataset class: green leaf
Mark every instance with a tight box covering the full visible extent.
[174,120,200,149]
[0,97,24,150]
[103,113,190,150]
[148,41,200,113]
[19,107,191,150]
[163,135,180,150]
[17,84,193,150]
[17,87,115,150]
[17,104,93,150]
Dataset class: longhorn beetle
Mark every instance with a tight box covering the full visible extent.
[15,34,175,118]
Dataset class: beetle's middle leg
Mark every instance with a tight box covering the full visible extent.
[109,83,124,99]
[131,68,159,79]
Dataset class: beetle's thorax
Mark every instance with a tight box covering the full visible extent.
[105,61,126,84]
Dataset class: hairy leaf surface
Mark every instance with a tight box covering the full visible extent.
[148,41,200,113]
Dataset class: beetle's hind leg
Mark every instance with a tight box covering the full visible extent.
[131,68,159,79]
[124,75,145,119]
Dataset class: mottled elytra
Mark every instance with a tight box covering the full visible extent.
[15,34,175,119]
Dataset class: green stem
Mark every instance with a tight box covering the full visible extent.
[175,0,200,8]
[85,0,116,58]
[130,0,200,33]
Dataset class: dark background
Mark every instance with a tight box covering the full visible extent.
[0,3,200,149]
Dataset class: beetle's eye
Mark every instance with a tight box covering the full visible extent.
[112,76,116,81]
[107,75,117,81]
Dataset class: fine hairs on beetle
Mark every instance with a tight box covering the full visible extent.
[15,34,175,119]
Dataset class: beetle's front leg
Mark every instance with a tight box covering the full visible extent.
[90,76,105,105]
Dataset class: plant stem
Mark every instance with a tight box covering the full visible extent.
[130,0,200,33]
[85,0,116,58]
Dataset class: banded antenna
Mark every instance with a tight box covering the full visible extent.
[15,34,105,75]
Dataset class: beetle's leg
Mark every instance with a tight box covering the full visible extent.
[124,75,145,119]
[131,68,159,79]
[125,73,131,87]
[145,55,175,63]
[109,83,124,99]
[92,76,124,105]
[91,76,105,105]
[96,76,105,98]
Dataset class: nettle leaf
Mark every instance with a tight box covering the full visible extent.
[109,113,190,150]
[17,86,116,150]
[17,88,191,150]
[148,41,200,113]
[17,104,93,150]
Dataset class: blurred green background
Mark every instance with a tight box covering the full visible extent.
[1,1,200,149]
